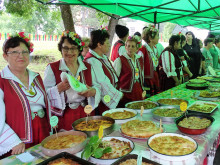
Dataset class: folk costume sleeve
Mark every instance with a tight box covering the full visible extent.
[161,51,177,77]
[113,57,122,77]
[0,89,22,156]
[86,58,123,109]
[44,65,66,111]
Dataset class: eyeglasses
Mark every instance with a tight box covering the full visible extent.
[62,46,78,52]
[7,51,29,57]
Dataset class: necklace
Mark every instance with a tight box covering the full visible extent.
[19,82,37,97]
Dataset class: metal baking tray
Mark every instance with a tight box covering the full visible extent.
[125,100,159,113]
[37,152,95,165]
[194,91,220,101]
[187,101,218,114]
[157,98,189,107]
[112,154,161,165]
[152,106,183,122]
[72,116,115,137]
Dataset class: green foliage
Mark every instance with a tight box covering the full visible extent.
[162,22,177,42]
[81,135,112,160]
[95,11,111,27]
[1,0,62,34]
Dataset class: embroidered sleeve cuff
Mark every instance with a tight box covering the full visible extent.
[47,86,65,110]
[103,90,123,109]
[0,125,22,156]
[167,72,177,77]
[88,86,101,110]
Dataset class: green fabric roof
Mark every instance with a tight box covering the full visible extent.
[36,0,220,31]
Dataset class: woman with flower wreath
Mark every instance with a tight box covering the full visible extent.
[44,31,101,131]
[113,36,144,107]
[138,25,160,96]
[84,29,123,114]
[0,32,50,158]
[157,35,183,91]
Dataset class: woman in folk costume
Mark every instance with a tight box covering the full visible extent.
[113,36,144,107]
[138,25,160,96]
[84,28,123,115]
[158,35,183,91]
[0,33,50,158]
[44,31,101,131]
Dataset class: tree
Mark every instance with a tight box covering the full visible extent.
[2,0,62,34]
[60,5,75,32]
[162,22,176,42]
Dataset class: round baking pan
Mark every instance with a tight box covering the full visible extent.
[152,106,183,122]
[41,130,87,157]
[125,100,159,113]
[175,113,214,135]
[72,116,115,137]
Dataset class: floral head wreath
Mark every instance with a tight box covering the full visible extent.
[9,32,34,52]
[127,35,141,49]
[148,25,158,33]
[100,26,108,31]
[61,31,85,51]
[178,32,183,36]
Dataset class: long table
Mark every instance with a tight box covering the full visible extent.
[1,83,220,165]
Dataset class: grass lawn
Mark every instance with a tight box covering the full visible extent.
[0,41,62,78]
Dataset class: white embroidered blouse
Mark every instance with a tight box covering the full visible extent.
[44,57,101,111]
[0,66,47,156]
[84,50,123,109]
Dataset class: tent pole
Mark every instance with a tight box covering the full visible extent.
[158,23,160,30]
[210,24,211,31]
[198,0,200,12]
[154,11,157,26]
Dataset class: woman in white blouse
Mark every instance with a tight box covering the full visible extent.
[0,33,50,158]
[113,36,144,107]
[84,29,123,114]
[44,31,101,131]
[158,35,183,91]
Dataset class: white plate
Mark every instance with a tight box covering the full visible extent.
[125,100,159,113]
[89,136,134,165]
[147,133,198,161]
[102,108,137,124]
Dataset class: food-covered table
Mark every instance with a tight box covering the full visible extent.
[1,83,220,165]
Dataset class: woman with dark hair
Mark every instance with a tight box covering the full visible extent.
[84,29,123,114]
[0,32,50,158]
[177,33,193,80]
[158,35,183,91]
[44,31,101,131]
[138,25,160,95]
[183,31,202,78]
[113,36,144,107]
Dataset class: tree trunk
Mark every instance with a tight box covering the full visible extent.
[59,5,75,32]
[107,14,119,57]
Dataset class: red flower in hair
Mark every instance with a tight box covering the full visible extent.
[24,38,30,42]
[152,25,155,28]
[18,32,25,38]
[179,32,181,35]
[81,42,85,46]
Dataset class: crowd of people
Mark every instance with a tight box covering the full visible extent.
[0,24,220,158]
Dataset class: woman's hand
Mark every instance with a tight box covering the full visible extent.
[57,79,70,93]
[11,142,25,155]
[78,85,96,97]
[189,72,193,78]
[175,80,180,86]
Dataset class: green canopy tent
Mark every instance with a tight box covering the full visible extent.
[36,0,220,31]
